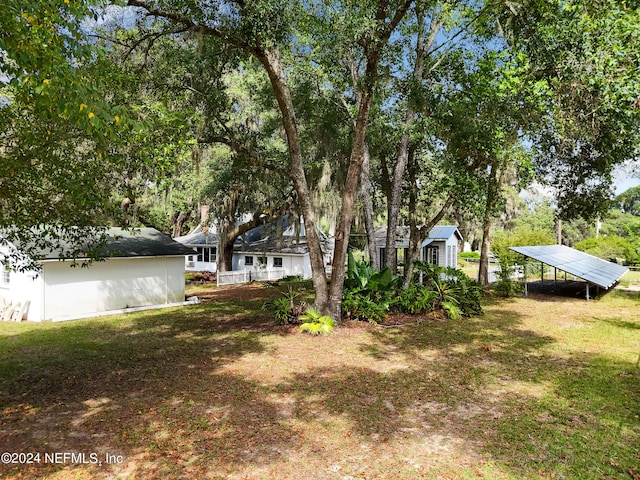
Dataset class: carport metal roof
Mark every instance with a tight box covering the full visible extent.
[509,245,628,289]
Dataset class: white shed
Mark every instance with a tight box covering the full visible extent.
[374,225,463,270]
[420,225,463,269]
[0,228,196,322]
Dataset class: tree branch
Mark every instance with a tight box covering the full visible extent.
[126,0,256,53]
[200,135,289,177]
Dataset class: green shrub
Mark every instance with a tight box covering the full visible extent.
[299,308,335,335]
[342,256,482,322]
[262,288,309,324]
[395,285,437,314]
[413,262,483,318]
[492,261,524,297]
[575,236,639,265]
[342,291,390,323]
[342,252,399,322]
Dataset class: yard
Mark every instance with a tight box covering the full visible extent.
[0,283,639,480]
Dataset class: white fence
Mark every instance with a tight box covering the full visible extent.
[217,268,287,286]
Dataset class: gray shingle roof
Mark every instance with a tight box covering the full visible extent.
[174,230,219,246]
[235,237,313,255]
[27,227,196,260]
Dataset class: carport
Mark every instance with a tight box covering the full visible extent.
[509,245,629,300]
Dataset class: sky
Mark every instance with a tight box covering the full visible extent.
[612,160,640,195]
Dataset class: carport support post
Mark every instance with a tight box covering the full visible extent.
[586,283,590,301]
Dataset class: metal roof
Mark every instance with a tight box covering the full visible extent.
[427,226,463,241]
[509,245,628,289]
[374,225,462,248]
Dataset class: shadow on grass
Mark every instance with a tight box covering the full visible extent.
[332,304,639,478]
[0,295,638,479]
[0,306,298,479]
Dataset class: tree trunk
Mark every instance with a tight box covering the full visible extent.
[384,128,411,274]
[217,210,283,272]
[323,1,414,321]
[478,212,493,286]
[219,237,235,272]
[403,171,420,289]
[327,89,375,321]
[478,158,504,286]
[384,11,441,274]
[172,211,188,238]
[361,140,378,270]
[403,196,453,290]
[256,49,330,312]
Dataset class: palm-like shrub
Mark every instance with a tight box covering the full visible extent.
[342,253,399,322]
[341,255,482,323]
[299,308,335,335]
[412,262,483,319]
[262,288,310,324]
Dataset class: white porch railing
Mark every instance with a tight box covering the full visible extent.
[216,268,287,286]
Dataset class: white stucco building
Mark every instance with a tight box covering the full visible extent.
[0,228,196,322]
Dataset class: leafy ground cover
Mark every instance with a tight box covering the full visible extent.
[0,284,639,480]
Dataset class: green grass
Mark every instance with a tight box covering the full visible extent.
[619,269,640,287]
[0,285,638,479]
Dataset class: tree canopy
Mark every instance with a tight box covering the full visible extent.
[1,0,639,308]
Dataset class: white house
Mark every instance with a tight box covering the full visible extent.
[0,227,196,322]
[374,225,463,270]
[232,222,333,280]
[174,228,218,272]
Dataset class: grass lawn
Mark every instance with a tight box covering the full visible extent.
[619,269,640,288]
[0,283,639,480]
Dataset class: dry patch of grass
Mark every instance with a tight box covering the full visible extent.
[0,284,638,479]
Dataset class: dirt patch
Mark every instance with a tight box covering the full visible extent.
[377,311,447,327]
[192,283,281,304]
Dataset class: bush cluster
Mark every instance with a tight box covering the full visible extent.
[263,254,484,326]
[342,254,482,323]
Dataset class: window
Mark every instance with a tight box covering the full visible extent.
[273,257,283,268]
[196,247,217,263]
[257,256,267,267]
[1,264,9,286]
[245,256,254,267]
[448,246,456,267]
[427,246,439,265]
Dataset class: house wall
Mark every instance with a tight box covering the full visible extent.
[17,256,185,321]
[185,258,217,272]
[232,253,312,279]
[420,238,460,269]
[445,237,460,268]
[421,241,446,267]
[0,268,44,322]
